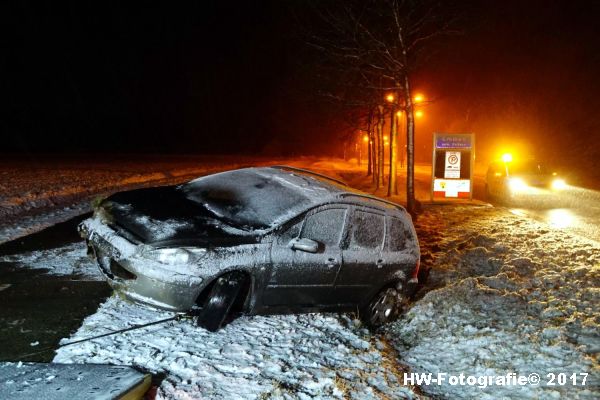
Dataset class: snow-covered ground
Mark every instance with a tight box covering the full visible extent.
[1,157,598,398]
[0,241,101,280]
[53,298,419,399]
[387,204,600,399]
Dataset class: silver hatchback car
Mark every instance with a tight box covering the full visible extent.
[80,166,421,331]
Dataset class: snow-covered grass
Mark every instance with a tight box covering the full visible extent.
[387,205,600,399]
[0,241,102,280]
[53,297,419,399]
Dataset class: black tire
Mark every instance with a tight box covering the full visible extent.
[417,266,431,287]
[197,272,246,332]
[361,287,406,328]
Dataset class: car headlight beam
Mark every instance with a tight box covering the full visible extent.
[551,178,567,190]
[508,177,527,192]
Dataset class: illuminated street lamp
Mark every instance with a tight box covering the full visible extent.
[363,134,369,143]
[415,110,424,118]
[501,153,513,177]
[413,94,424,103]
[385,93,395,103]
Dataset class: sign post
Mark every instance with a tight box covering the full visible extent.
[431,133,475,201]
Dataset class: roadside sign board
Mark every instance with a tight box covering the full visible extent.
[435,134,472,149]
[444,151,461,178]
[431,133,474,200]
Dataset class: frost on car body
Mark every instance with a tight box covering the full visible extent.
[80,166,420,330]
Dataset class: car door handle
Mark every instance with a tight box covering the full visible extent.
[326,258,337,268]
[376,259,384,268]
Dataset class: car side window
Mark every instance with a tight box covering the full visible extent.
[277,219,302,245]
[300,208,346,247]
[386,217,409,252]
[348,210,384,251]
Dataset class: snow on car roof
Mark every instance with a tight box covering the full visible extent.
[181,167,404,230]
[181,167,351,230]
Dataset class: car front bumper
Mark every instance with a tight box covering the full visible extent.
[80,219,205,311]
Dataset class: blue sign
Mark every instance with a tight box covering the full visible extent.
[436,134,472,149]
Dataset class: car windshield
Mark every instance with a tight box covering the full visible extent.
[179,169,317,230]
[509,161,549,175]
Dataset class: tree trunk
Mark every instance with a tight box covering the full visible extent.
[387,104,398,196]
[366,108,373,176]
[403,76,416,214]
[371,108,378,184]
[377,105,385,188]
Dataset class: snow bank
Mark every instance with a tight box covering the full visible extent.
[54,297,419,399]
[387,205,600,399]
[0,241,102,280]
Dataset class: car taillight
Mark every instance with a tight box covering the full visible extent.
[412,259,420,279]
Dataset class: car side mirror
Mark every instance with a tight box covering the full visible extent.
[288,238,319,253]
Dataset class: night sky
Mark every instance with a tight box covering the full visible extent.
[2,1,599,165]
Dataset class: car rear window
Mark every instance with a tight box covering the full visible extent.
[386,217,410,252]
[348,210,384,250]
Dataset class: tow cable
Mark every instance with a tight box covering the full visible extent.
[17,313,192,361]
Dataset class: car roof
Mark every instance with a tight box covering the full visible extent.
[263,166,407,214]
[194,166,406,209]
[182,166,408,232]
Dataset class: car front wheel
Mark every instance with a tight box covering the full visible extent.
[196,272,246,332]
[362,287,405,328]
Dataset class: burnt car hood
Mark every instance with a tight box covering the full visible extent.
[98,186,259,247]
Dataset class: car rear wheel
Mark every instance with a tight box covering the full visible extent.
[362,287,405,328]
[196,272,246,332]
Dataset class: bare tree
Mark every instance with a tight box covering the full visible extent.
[303,0,457,213]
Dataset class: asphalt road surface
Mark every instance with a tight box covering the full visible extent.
[503,186,600,243]
[471,170,600,243]
[0,216,111,362]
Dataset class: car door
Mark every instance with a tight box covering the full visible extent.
[264,206,348,307]
[335,207,386,305]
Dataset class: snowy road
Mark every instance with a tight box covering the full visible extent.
[505,186,600,243]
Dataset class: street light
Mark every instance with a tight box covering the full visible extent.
[413,94,424,103]
[415,110,424,118]
[363,134,369,143]
[385,93,395,103]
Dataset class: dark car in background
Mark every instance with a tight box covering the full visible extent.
[79,166,421,331]
[485,157,567,204]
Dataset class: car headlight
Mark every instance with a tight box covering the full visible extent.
[138,247,206,265]
[508,177,527,192]
[551,178,567,190]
